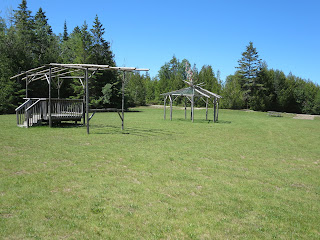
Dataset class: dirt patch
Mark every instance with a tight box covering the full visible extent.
[293,114,315,120]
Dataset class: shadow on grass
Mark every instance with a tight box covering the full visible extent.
[174,118,232,124]
[51,122,84,128]
[215,120,232,124]
[90,124,174,137]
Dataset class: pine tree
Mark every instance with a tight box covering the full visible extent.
[34,8,58,65]
[90,15,114,66]
[13,0,35,70]
[63,20,68,41]
[236,41,262,108]
[89,15,118,108]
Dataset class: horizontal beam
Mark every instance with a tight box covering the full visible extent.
[59,76,84,79]
[10,65,47,79]
[11,63,149,81]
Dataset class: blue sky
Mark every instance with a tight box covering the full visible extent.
[1,0,319,84]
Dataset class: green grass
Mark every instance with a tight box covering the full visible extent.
[1,107,319,239]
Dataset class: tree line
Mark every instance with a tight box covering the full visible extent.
[1,0,319,115]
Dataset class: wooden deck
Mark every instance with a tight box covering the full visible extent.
[16,98,84,127]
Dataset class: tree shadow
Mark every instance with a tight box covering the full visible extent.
[90,124,174,137]
[215,120,232,124]
[174,118,232,124]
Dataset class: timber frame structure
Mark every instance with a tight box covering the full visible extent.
[161,84,222,123]
[11,63,149,134]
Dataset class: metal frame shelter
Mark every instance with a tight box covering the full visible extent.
[161,84,222,123]
[11,63,149,134]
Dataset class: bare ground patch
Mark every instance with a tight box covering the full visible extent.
[293,114,315,120]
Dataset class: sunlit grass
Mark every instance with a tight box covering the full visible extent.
[1,107,319,239]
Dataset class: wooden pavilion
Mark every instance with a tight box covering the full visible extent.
[161,84,222,123]
[11,63,149,134]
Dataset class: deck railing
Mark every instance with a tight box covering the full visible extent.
[49,99,83,120]
[25,99,42,127]
[15,99,32,126]
[16,98,84,127]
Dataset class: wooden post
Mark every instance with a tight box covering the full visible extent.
[169,95,172,121]
[216,98,219,122]
[58,78,60,99]
[121,71,125,130]
[49,67,52,127]
[86,68,89,134]
[25,73,28,98]
[164,96,167,120]
[83,78,86,126]
[191,87,194,122]
[184,98,187,120]
[205,98,208,121]
[213,98,217,123]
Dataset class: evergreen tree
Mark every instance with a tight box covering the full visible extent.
[199,65,219,93]
[90,15,114,65]
[80,21,92,63]
[34,8,59,65]
[221,73,245,109]
[236,41,262,108]
[126,72,147,106]
[13,0,35,70]
[89,15,118,108]
[63,20,68,41]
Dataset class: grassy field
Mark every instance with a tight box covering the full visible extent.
[0,107,319,239]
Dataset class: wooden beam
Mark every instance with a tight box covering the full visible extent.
[10,65,47,79]
[55,76,84,79]
[29,69,82,83]
[194,88,210,98]
[22,67,60,80]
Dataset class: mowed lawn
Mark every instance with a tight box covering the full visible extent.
[0,107,319,239]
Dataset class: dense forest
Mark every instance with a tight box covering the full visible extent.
[1,0,320,115]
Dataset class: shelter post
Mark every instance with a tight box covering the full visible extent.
[169,95,172,121]
[25,73,28,98]
[184,98,187,119]
[85,68,89,134]
[83,77,86,126]
[216,98,219,121]
[191,88,194,122]
[205,98,208,121]
[164,96,167,120]
[121,71,125,130]
[58,78,60,99]
[49,67,52,127]
[213,98,217,122]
